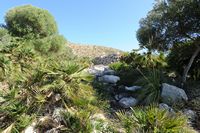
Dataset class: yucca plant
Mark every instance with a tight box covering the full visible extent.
[117,105,196,133]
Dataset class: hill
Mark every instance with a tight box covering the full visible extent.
[68,42,124,58]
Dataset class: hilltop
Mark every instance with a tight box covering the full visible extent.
[68,42,124,58]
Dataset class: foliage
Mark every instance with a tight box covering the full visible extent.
[109,51,167,86]
[135,69,163,105]
[0,29,113,132]
[136,0,200,83]
[120,51,167,69]
[168,42,200,80]
[34,34,66,54]
[117,105,196,133]
[137,0,200,51]
[5,5,58,39]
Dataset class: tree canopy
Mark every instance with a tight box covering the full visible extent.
[5,5,58,39]
[137,0,200,51]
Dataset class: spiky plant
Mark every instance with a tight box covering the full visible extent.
[117,105,196,133]
[135,69,163,105]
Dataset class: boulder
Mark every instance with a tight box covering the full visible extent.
[98,75,120,84]
[119,97,138,108]
[161,83,188,105]
[125,86,142,92]
[159,103,175,113]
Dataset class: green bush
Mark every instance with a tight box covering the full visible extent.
[5,5,58,39]
[34,34,66,54]
[120,51,167,69]
[117,105,196,133]
[109,62,142,86]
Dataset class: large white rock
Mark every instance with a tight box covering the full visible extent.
[161,83,188,105]
[119,97,138,108]
[98,75,120,84]
[125,86,142,92]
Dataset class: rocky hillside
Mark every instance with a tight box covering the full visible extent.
[68,42,124,58]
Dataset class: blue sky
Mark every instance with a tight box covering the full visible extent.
[0,0,154,51]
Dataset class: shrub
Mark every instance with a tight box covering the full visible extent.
[34,34,66,54]
[117,105,196,133]
[5,5,58,39]
[109,62,142,86]
[120,51,167,69]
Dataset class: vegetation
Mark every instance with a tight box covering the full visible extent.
[5,5,58,39]
[117,105,196,133]
[137,0,200,83]
[0,1,199,132]
[0,5,115,133]
[168,42,200,80]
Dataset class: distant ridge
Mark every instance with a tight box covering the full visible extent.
[68,42,124,58]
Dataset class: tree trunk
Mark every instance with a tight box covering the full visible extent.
[182,46,200,84]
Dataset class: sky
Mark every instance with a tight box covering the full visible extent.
[0,0,155,51]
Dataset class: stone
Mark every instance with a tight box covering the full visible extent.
[114,93,130,101]
[86,65,109,76]
[37,116,58,129]
[119,97,138,108]
[52,108,65,123]
[159,103,175,113]
[94,65,109,71]
[161,83,188,105]
[23,122,37,133]
[183,109,197,121]
[54,94,61,101]
[103,69,115,75]
[98,75,120,84]
[125,86,142,92]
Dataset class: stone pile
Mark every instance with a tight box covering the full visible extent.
[92,54,121,65]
